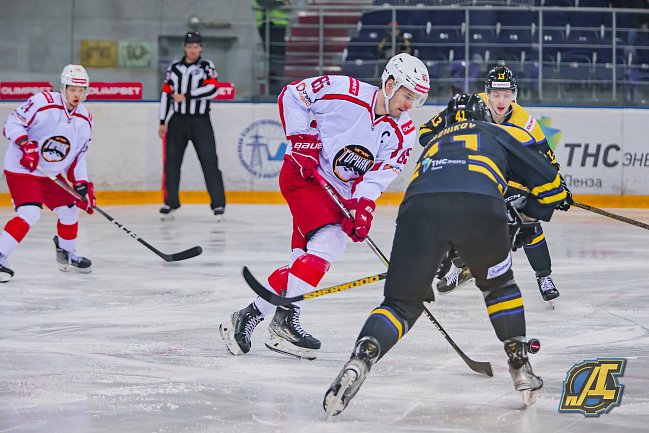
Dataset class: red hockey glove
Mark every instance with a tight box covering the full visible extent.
[287,134,322,179]
[19,140,39,172]
[341,197,376,242]
[73,180,96,214]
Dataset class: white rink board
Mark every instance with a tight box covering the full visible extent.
[1,102,648,195]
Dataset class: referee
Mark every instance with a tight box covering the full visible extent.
[158,31,226,217]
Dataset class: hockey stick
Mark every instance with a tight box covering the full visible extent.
[573,201,649,231]
[243,266,386,306]
[37,166,202,262]
[313,171,493,377]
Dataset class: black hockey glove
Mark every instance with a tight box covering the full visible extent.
[555,174,573,211]
[507,204,540,251]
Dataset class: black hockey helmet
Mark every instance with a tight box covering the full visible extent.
[184,31,203,45]
[485,66,517,93]
[446,93,493,124]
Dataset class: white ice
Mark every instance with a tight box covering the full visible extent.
[0,204,647,433]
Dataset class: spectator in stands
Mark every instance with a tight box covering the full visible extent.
[377,21,412,61]
[253,0,290,94]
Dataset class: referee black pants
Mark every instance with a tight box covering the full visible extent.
[164,114,225,210]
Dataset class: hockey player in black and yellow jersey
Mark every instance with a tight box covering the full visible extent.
[323,94,567,416]
[419,66,572,304]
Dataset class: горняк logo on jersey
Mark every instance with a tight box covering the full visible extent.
[238,119,286,178]
[333,145,374,182]
[558,358,626,417]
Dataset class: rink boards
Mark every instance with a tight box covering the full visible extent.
[1,102,648,207]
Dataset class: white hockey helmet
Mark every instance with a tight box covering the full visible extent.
[381,53,430,111]
[60,64,90,94]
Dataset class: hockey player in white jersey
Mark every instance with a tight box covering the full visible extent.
[220,53,430,359]
[0,65,96,282]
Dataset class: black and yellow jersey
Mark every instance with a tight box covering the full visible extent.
[407,120,566,221]
[418,92,559,168]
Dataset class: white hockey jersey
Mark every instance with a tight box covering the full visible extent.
[3,91,93,181]
[279,75,416,201]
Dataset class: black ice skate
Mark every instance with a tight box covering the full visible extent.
[265,304,321,360]
[159,204,179,220]
[536,274,559,306]
[437,264,474,294]
[53,236,92,273]
[219,303,264,355]
[504,338,543,407]
[212,206,225,222]
[0,253,14,283]
[323,336,380,419]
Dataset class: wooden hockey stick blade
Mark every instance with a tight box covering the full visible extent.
[424,305,493,377]
[573,201,649,230]
[243,266,386,306]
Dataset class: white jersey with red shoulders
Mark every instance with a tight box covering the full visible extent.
[3,91,93,182]
[279,75,415,201]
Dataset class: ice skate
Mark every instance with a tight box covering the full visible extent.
[212,206,225,222]
[265,304,321,360]
[323,336,380,419]
[0,253,14,283]
[219,303,264,355]
[504,338,543,407]
[159,204,179,221]
[437,263,474,294]
[53,236,92,273]
[536,274,559,308]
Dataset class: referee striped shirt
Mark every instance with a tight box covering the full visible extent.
[159,57,219,123]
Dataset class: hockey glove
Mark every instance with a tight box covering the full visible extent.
[287,134,322,179]
[73,180,96,215]
[19,140,39,172]
[341,197,376,242]
[555,174,573,211]
[507,204,540,251]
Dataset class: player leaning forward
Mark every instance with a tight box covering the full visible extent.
[220,53,430,359]
[324,94,568,416]
[0,65,96,281]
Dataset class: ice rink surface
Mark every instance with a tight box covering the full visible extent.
[0,204,647,433]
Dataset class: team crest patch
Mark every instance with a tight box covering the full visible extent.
[558,358,626,417]
[41,136,71,162]
[333,145,374,182]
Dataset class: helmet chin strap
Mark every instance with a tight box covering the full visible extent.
[382,84,397,117]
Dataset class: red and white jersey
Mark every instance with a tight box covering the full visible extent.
[3,91,93,181]
[279,75,415,201]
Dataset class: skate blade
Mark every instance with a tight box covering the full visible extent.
[546,299,557,309]
[265,335,317,360]
[57,264,92,274]
[521,388,542,407]
[219,321,243,356]
[0,273,13,283]
[324,372,355,420]
[437,277,475,295]
[215,215,224,223]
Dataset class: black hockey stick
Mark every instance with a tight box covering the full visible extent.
[243,266,386,306]
[313,171,493,377]
[38,167,202,262]
[573,201,649,231]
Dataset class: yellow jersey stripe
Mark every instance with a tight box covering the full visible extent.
[468,164,505,194]
[487,297,524,316]
[531,174,562,196]
[468,155,506,182]
[372,308,403,339]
